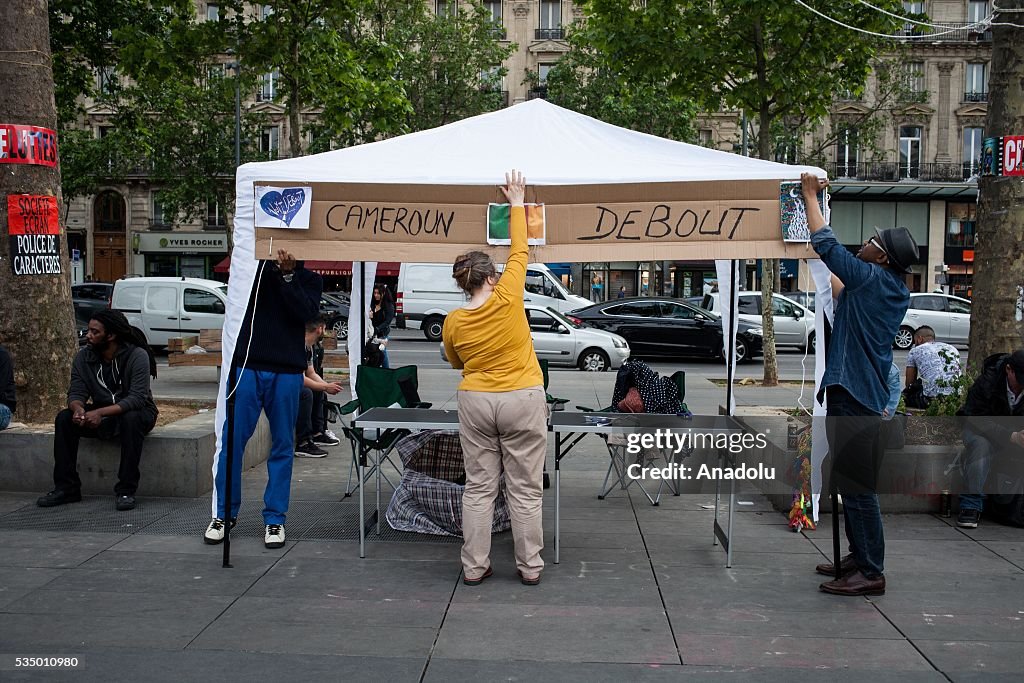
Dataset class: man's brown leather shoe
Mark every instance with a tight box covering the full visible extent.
[815,553,856,577]
[819,570,885,596]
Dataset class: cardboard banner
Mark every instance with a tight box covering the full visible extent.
[7,194,62,276]
[0,124,58,167]
[253,180,820,263]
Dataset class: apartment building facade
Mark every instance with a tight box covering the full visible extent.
[66,0,987,301]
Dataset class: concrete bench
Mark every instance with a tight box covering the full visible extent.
[0,412,270,497]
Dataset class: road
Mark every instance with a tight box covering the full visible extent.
[381,329,962,379]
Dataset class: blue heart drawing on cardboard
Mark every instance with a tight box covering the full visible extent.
[259,188,306,226]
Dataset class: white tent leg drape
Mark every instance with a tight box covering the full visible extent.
[714,259,743,416]
[808,259,836,521]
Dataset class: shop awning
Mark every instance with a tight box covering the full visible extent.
[213,258,400,277]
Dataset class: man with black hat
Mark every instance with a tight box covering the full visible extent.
[801,172,918,597]
[955,348,1024,528]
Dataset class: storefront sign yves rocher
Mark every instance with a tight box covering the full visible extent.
[252,180,818,263]
[7,195,62,276]
[0,124,58,167]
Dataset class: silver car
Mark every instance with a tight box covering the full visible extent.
[440,304,630,371]
[702,291,815,351]
[895,293,971,349]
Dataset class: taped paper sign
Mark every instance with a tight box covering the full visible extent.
[779,182,827,243]
[487,203,545,245]
[255,185,312,229]
[253,180,821,263]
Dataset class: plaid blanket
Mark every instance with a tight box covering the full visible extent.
[386,430,512,537]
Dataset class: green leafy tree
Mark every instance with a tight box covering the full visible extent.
[579,0,906,385]
[235,0,411,155]
[359,1,516,135]
[544,20,698,142]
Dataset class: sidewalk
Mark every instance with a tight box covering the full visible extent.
[2,436,1022,680]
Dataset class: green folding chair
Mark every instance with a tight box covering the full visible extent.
[339,365,431,502]
[538,358,569,411]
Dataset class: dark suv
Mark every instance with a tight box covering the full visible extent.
[72,283,114,326]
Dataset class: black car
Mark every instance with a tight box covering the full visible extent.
[566,296,763,362]
[319,293,350,340]
[72,282,114,327]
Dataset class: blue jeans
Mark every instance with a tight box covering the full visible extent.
[826,386,885,579]
[213,368,302,525]
[959,427,993,512]
[0,403,10,430]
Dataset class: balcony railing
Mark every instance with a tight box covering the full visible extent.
[528,85,548,100]
[896,22,992,42]
[148,219,173,231]
[825,161,979,183]
[535,28,564,40]
[963,91,988,103]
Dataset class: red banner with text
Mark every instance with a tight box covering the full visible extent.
[0,124,58,167]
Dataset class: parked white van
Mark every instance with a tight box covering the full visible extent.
[111,277,228,349]
[397,262,591,341]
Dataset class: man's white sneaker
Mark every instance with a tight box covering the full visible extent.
[265,524,286,549]
[203,517,236,545]
[312,431,341,446]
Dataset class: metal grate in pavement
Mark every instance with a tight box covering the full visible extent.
[302,504,462,544]
[0,496,179,535]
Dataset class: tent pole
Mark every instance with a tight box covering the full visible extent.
[727,260,737,415]
[359,262,365,365]
[222,356,238,569]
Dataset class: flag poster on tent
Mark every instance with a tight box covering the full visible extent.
[487,203,545,245]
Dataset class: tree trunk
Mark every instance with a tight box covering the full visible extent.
[760,258,779,386]
[0,0,76,422]
[287,39,302,157]
[969,0,1024,363]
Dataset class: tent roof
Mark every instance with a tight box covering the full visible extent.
[238,99,823,187]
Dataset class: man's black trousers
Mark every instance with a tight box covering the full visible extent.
[53,408,156,496]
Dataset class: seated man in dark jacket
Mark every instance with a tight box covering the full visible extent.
[37,310,159,511]
[955,349,1024,528]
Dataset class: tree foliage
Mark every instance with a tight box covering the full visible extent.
[544,19,697,142]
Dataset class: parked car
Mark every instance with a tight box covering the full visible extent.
[319,292,350,340]
[684,296,706,309]
[566,297,763,362]
[894,292,971,349]
[780,290,816,312]
[398,262,591,341]
[71,282,114,326]
[440,305,629,371]
[111,277,228,349]
[701,291,815,351]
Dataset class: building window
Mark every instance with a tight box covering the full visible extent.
[151,191,171,230]
[257,70,278,102]
[962,127,984,178]
[946,203,976,248]
[436,1,456,17]
[538,1,562,38]
[904,61,925,98]
[835,128,859,177]
[968,1,989,24]
[538,63,554,84]
[97,66,117,97]
[206,196,227,229]
[484,1,501,22]
[901,1,925,35]
[965,62,988,100]
[259,4,274,20]
[774,137,797,164]
[698,129,714,147]
[899,125,922,179]
[260,126,280,158]
[206,3,219,21]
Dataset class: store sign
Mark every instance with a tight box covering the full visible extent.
[137,232,228,253]
[0,124,58,167]
[7,194,62,276]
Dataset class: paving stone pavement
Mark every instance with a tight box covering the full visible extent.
[2,435,1023,682]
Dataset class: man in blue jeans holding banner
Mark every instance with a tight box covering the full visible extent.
[204,250,322,549]
[802,172,917,596]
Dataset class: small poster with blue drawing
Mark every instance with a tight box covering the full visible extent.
[780,181,825,243]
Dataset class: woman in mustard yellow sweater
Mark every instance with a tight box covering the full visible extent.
[443,169,547,586]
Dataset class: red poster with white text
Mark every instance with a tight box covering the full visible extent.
[1002,136,1024,176]
[7,195,59,235]
[0,124,58,167]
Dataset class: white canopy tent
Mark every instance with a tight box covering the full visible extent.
[217,99,831,519]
